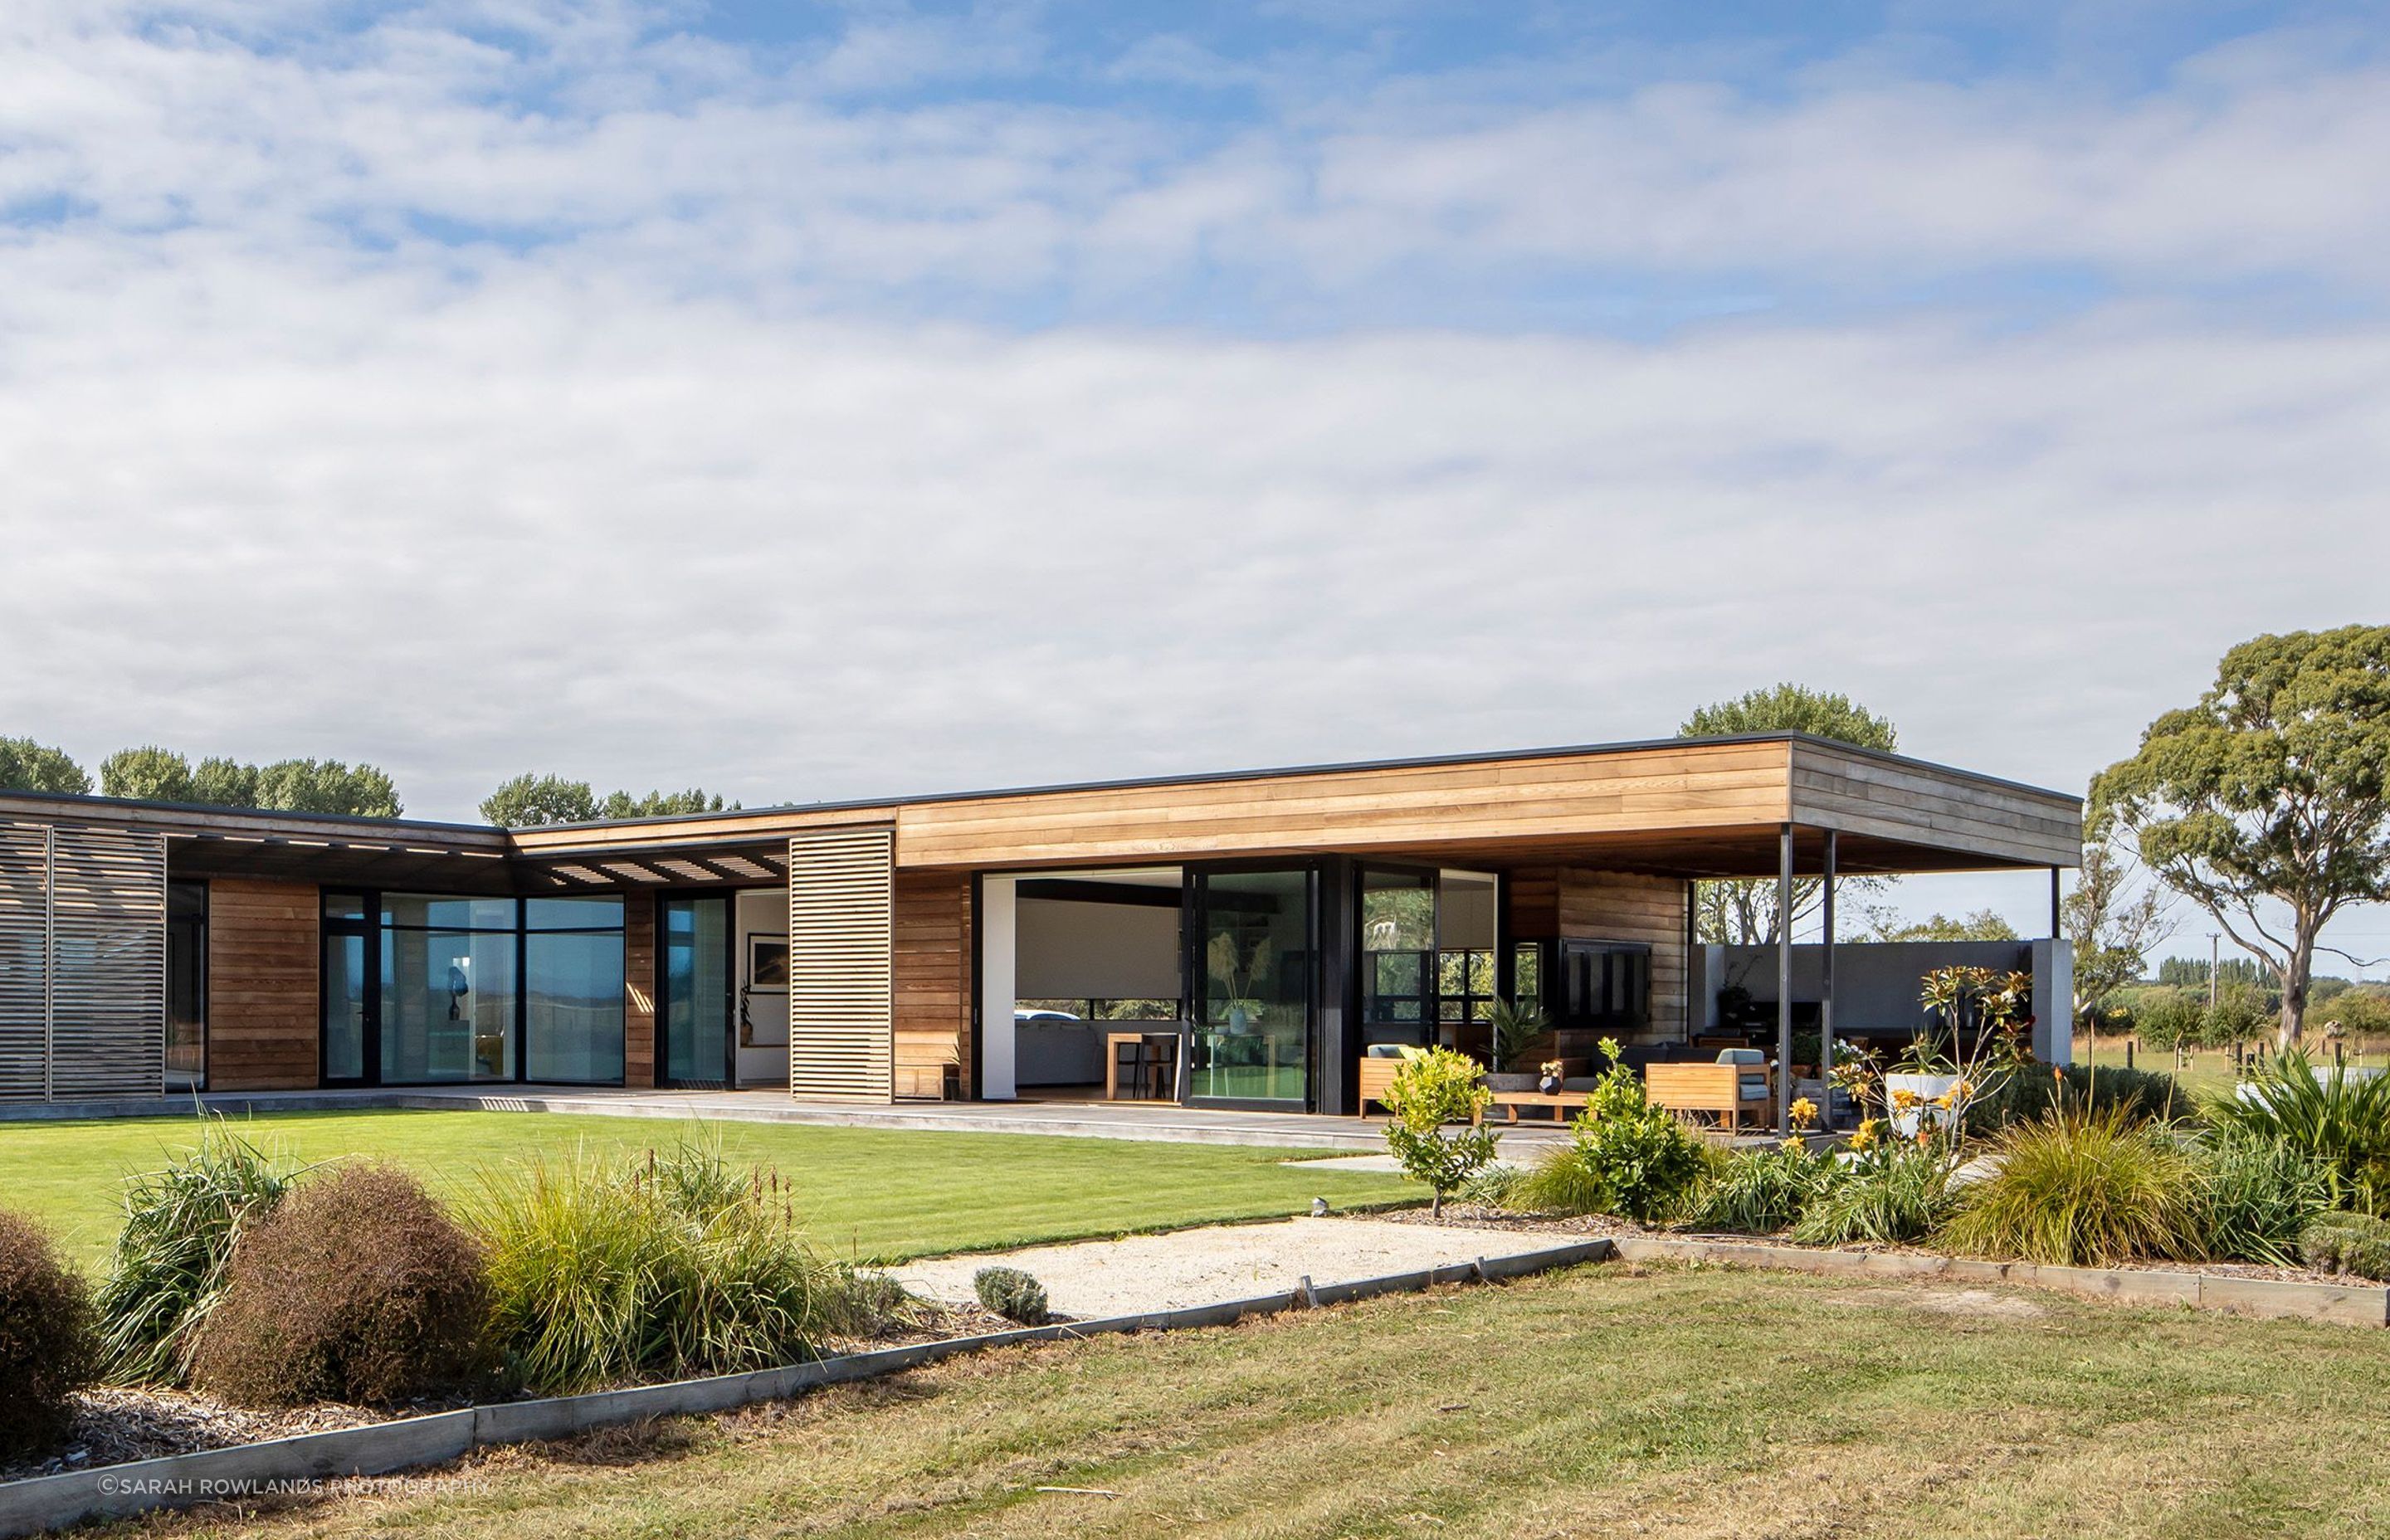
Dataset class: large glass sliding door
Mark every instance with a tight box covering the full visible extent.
[1187,867,1312,1107]
[661,894,732,1089]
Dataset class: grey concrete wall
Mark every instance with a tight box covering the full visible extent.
[1692,938,2071,1061]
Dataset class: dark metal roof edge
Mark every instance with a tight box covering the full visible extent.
[7,733,2084,849]
[0,790,505,844]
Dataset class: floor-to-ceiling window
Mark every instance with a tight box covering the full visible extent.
[1188,867,1312,1105]
[323,895,370,1083]
[526,897,627,1083]
[381,894,518,1083]
[1358,866,1436,1051]
[661,894,731,1088]
[320,891,627,1087]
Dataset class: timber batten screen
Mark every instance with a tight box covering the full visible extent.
[0,822,47,1101]
[787,826,895,1102]
[0,821,168,1101]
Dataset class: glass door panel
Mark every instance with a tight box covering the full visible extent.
[662,895,731,1088]
[323,930,368,1083]
[1359,866,1435,1051]
[1189,868,1311,1105]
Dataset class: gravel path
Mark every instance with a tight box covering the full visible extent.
[894,1216,1574,1318]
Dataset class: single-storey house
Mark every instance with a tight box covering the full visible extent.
[0,733,2080,1118]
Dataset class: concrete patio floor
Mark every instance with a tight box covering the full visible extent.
[0,1084,1590,1153]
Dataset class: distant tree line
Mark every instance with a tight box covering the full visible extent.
[1,735,402,817]
[478,773,739,828]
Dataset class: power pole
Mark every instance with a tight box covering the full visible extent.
[2209,933,2220,1010]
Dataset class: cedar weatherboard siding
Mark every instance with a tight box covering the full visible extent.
[893,870,971,1100]
[206,878,319,1090]
[623,893,656,1089]
[1511,867,1690,1045]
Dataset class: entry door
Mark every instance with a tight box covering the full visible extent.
[660,895,734,1089]
[1184,867,1314,1109]
[320,897,375,1085]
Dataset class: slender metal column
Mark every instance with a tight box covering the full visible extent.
[1778,822,1795,1135]
[2050,866,2063,938]
[1819,829,1837,1133]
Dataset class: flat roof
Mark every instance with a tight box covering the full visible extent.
[2,732,2083,881]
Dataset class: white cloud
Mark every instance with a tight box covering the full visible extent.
[1,2,2387,958]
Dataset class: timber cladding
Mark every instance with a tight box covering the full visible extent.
[1511,867,1690,1045]
[892,871,970,1100]
[205,877,319,1091]
[787,826,895,1103]
[623,893,656,1089]
[890,742,1798,870]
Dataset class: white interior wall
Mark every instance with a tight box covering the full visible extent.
[982,875,1017,1099]
[733,887,788,1089]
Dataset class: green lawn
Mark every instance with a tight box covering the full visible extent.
[0,1110,1415,1270]
[147,1261,2390,1540]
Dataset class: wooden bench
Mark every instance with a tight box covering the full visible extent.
[1476,1089,1583,1125]
[1644,1062,1773,1133]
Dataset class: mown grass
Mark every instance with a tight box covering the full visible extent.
[0,1110,1412,1270]
[134,1261,2390,1540]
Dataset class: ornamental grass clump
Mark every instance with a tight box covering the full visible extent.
[191,1164,491,1407]
[468,1138,894,1396]
[0,1209,99,1459]
[2205,1050,2390,1215]
[95,1121,300,1385]
[1938,1107,2197,1267]
[2188,1130,2336,1267]
[1380,1047,1500,1217]
[1789,1120,1955,1246]
[1517,1039,1705,1224]
[1685,1141,1835,1235]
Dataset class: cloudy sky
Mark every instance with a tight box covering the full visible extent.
[4,1,2388,957]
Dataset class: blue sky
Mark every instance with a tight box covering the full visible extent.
[2,0,2388,962]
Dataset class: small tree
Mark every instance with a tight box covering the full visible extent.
[1380,1048,1498,1216]
[2093,626,2390,1049]
[2065,835,2175,1029]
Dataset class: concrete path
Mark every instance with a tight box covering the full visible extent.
[7,1084,1578,1153]
[894,1216,1566,1318]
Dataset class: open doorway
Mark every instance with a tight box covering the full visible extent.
[983,868,1182,1102]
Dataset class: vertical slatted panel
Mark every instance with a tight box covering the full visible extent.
[46,825,168,1099]
[0,822,47,1102]
[788,826,894,1103]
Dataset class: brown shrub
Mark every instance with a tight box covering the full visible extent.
[191,1164,491,1407]
[0,1208,99,1457]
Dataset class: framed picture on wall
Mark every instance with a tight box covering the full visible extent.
[747,934,790,990]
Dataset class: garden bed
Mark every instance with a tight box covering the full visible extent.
[0,1299,1009,1485]
[1374,1203,2355,1284]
